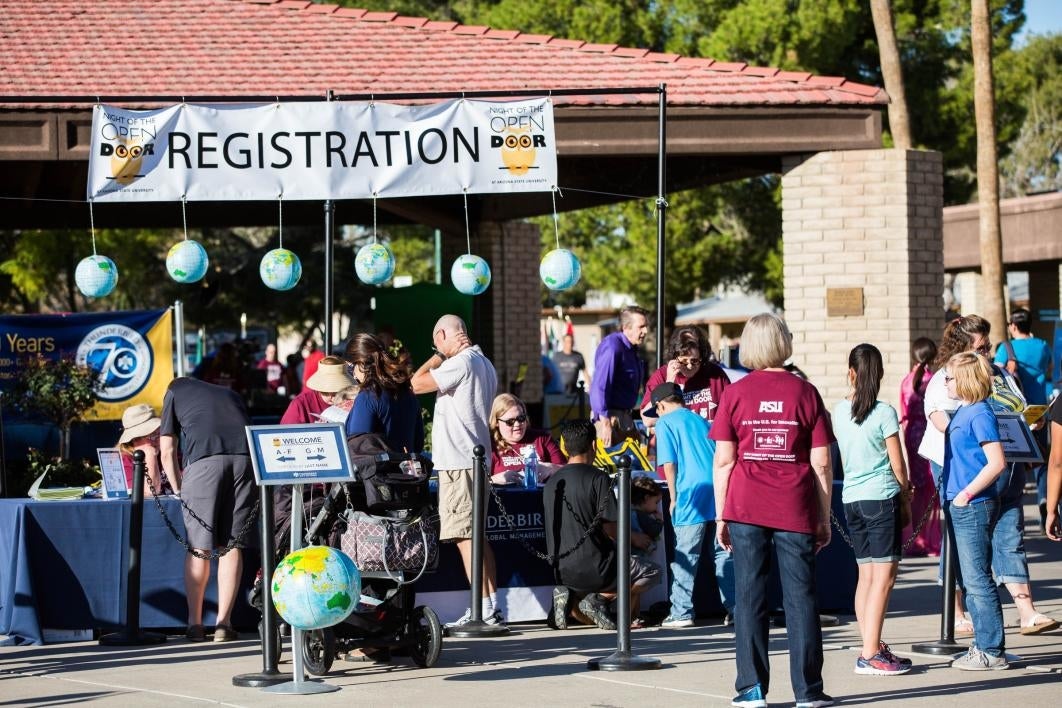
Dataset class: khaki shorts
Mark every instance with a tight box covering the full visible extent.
[438,468,482,541]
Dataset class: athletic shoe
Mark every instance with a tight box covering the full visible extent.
[485,609,505,626]
[551,586,570,630]
[578,593,617,631]
[661,616,695,628]
[722,612,734,627]
[855,652,910,675]
[731,683,767,708]
[445,607,474,628]
[795,693,834,708]
[951,647,1009,671]
[879,641,913,669]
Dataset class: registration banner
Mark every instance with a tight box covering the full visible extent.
[87,99,557,202]
[0,309,174,420]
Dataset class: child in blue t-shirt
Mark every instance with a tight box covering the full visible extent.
[833,344,912,676]
[943,352,1009,671]
[651,382,733,628]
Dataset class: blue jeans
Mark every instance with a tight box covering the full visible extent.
[949,499,1005,657]
[729,522,823,700]
[668,522,735,620]
[991,470,1030,585]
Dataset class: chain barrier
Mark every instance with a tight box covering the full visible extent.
[486,475,612,564]
[830,474,944,554]
[145,472,261,561]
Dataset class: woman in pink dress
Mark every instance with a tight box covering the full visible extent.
[898,337,942,556]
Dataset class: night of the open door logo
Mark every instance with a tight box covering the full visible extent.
[96,110,159,187]
[488,102,548,176]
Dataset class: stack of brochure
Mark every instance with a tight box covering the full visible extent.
[27,472,89,501]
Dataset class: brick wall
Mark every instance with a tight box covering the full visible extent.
[781,149,944,411]
[441,220,544,404]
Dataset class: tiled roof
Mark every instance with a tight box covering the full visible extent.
[0,0,888,108]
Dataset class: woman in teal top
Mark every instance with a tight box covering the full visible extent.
[832,344,912,676]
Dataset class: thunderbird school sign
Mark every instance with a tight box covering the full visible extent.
[246,423,356,486]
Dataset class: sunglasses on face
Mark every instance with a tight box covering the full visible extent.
[677,357,702,367]
[499,415,528,427]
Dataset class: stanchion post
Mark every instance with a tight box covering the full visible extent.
[448,445,510,638]
[100,450,166,646]
[587,455,660,671]
[234,484,286,687]
[911,513,965,656]
[577,380,586,420]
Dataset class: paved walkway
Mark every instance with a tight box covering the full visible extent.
[3,501,1061,707]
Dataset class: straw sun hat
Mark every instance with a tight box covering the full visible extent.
[118,404,161,444]
[305,361,356,393]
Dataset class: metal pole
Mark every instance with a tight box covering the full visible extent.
[100,451,165,646]
[654,84,667,370]
[587,455,660,671]
[448,445,509,637]
[911,507,965,655]
[233,484,285,687]
[324,199,334,354]
[174,300,186,378]
[577,380,586,420]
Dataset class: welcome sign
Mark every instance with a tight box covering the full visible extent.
[86,99,557,202]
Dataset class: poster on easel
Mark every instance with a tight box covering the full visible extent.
[97,448,130,499]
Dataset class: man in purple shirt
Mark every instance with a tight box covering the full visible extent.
[591,305,649,444]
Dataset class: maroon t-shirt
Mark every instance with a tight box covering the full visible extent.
[491,429,565,477]
[709,369,834,534]
[640,362,729,422]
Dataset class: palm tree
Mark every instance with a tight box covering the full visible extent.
[869,0,912,149]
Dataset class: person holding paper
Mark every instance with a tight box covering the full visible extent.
[117,403,176,496]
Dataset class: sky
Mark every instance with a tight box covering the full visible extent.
[1017,0,1062,45]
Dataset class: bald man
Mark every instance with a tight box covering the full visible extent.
[412,315,502,627]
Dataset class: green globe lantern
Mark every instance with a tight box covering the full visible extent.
[539,249,582,291]
[166,240,209,283]
[271,546,361,631]
[450,254,491,296]
[75,255,119,298]
[260,248,302,291]
[355,242,396,285]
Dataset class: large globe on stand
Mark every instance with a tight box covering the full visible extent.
[450,254,491,296]
[260,248,302,291]
[75,255,119,298]
[166,240,209,283]
[539,249,581,291]
[271,546,361,631]
[355,242,396,285]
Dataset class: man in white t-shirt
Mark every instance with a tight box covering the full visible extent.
[412,314,500,627]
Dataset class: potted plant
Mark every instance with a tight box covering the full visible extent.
[7,355,100,461]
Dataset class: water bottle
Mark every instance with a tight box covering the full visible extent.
[522,445,538,489]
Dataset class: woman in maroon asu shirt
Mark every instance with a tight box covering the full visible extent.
[710,313,835,708]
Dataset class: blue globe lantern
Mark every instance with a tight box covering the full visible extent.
[539,248,582,291]
[166,240,209,283]
[260,248,302,291]
[271,546,361,631]
[451,254,491,296]
[355,242,396,285]
[75,255,119,298]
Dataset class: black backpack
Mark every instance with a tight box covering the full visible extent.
[345,432,433,513]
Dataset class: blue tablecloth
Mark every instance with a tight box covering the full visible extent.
[0,498,258,646]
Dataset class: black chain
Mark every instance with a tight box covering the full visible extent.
[487,476,612,564]
[830,474,944,553]
[145,470,260,561]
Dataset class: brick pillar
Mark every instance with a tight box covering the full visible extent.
[441,220,544,404]
[781,149,944,410]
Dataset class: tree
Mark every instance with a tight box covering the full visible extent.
[972,0,1007,338]
[7,356,100,460]
[869,0,912,149]
[1000,34,1062,196]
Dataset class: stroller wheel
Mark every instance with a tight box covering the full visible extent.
[302,628,336,676]
[409,605,442,668]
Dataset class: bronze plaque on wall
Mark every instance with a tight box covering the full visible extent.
[826,287,864,317]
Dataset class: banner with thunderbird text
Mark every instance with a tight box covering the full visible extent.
[87,99,557,202]
[0,309,174,420]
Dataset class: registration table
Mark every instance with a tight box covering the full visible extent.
[0,497,259,645]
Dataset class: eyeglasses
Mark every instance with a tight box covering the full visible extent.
[677,357,702,367]
[944,375,955,383]
[974,340,992,355]
[499,415,528,427]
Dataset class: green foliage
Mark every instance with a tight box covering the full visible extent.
[1000,33,1062,196]
[7,356,100,459]
[22,448,100,490]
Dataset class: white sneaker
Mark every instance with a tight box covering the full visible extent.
[661,616,694,628]
[952,647,1009,671]
[485,609,505,626]
[445,608,474,629]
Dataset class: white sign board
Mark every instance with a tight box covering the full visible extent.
[245,423,356,486]
[97,447,130,499]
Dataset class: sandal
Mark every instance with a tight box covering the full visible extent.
[954,616,974,637]
[630,618,647,630]
[1020,613,1060,636]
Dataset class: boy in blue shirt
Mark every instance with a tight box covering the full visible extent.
[652,382,735,627]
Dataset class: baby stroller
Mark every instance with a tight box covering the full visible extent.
[251,433,442,675]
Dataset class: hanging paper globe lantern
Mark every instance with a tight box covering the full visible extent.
[354,242,396,286]
[539,248,582,291]
[450,254,491,296]
[166,239,209,284]
[75,255,119,298]
[260,248,302,291]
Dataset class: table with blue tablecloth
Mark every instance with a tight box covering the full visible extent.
[0,497,258,646]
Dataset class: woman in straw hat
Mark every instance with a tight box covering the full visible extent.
[280,355,357,425]
[117,403,178,496]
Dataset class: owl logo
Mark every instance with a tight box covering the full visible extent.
[499,127,537,175]
[110,140,145,185]
[272,438,282,447]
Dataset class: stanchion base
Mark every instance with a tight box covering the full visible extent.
[910,640,966,656]
[587,652,662,671]
[99,630,166,646]
[262,679,339,694]
[818,614,840,627]
[446,621,511,638]
[233,670,288,688]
